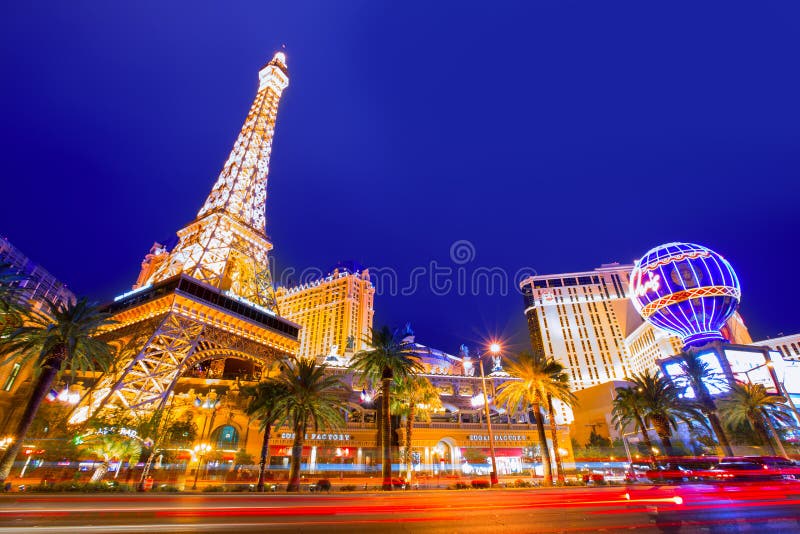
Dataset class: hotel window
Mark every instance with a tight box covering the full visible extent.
[3,363,21,391]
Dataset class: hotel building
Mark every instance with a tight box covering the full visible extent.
[520,263,641,391]
[752,333,800,361]
[0,237,75,434]
[275,267,375,359]
[520,263,751,393]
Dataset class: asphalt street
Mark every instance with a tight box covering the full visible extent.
[1,484,800,533]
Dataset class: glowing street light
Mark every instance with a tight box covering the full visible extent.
[192,443,212,490]
[479,342,501,486]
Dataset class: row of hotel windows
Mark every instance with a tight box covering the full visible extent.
[531,275,601,289]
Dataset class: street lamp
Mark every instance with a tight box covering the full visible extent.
[192,443,212,490]
[478,343,501,486]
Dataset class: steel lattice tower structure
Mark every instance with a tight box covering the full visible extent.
[70,52,299,423]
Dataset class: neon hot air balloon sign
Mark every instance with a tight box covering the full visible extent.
[630,242,741,349]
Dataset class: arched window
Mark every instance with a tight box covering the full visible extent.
[210,424,239,450]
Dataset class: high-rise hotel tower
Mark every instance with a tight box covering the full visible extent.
[520,264,641,390]
[276,267,374,360]
[521,263,751,392]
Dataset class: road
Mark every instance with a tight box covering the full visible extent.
[1,483,800,533]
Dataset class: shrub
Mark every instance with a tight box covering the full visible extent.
[315,479,331,491]
[339,485,358,492]
[513,479,534,488]
[449,482,470,490]
[470,479,491,489]
[225,484,254,492]
[25,482,130,493]
[202,485,225,492]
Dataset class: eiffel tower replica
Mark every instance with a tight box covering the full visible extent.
[70,51,299,423]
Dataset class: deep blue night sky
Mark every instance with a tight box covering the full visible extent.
[1,1,799,354]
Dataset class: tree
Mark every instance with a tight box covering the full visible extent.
[612,384,658,466]
[496,352,570,486]
[242,379,290,491]
[273,358,346,492]
[81,434,142,483]
[542,357,576,483]
[719,382,793,455]
[349,326,423,490]
[0,298,115,483]
[624,370,706,457]
[678,351,734,456]
[390,375,442,483]
[586,428,611,449]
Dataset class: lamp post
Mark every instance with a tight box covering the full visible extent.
[478,343,501,486]
[192,443,211,490]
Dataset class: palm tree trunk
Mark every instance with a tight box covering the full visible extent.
[532,403,552,486]
[750,415,777,456]
[706,409,734,456]
[257,425,272,492]
[0,359,60,483]
[546,396,564,483]
[651,416,673,457]
[634,412,658,466]
[90,461,109,483]
[287,421,305,492]
[405,404,415,483]
[381,375,393,491]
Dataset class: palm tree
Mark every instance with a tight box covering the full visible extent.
[612,385,658,466]
[0,298,115,483]
[719,382,793,456]
[678,351,734,456]
[82,434,142,483]
[496,352,568,486]
[543,358,577,483]
[629,370,706,457]
[390,375,442,483]
[243,379,290,491]
[273,358,346,492]
[349,326,423,490]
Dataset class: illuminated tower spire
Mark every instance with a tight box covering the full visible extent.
[143,51,289,309]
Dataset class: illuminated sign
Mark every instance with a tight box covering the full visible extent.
[468,434,527,442]
[632,272,660,297]
[280,432,351,441]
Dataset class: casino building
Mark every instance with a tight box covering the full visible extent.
[58,334,571,484]
[3,52,570,485]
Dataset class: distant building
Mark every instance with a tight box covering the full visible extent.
[624,313,750,377]
[0,236,74,313]
[520,262,751,392]
[276,267,375,359]
[520,264,642,391]
[752,333,800,361]
[569,381,629,445]
[1,236,75,433]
